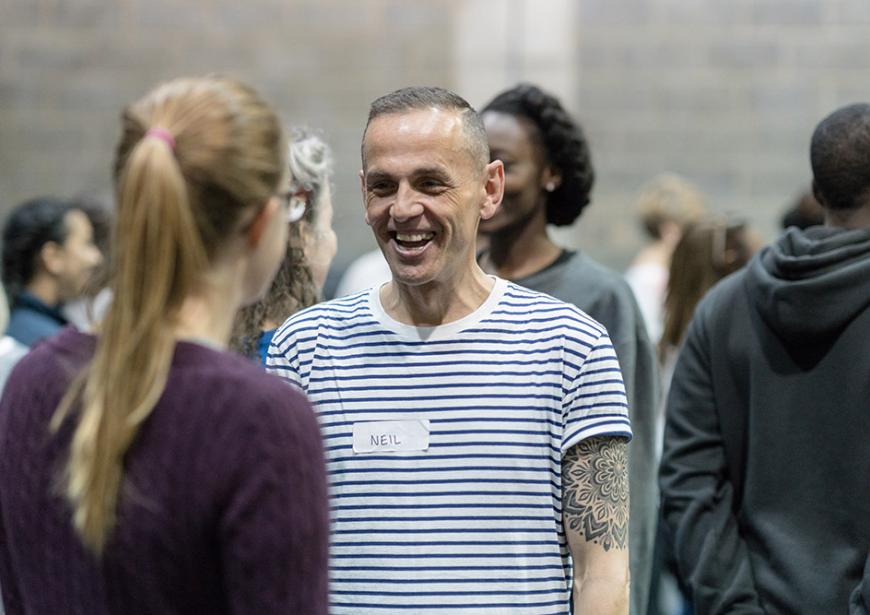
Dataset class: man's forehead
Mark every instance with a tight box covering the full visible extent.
[363,108,471,171]
[366,109,464,149]
[376,106,462,132]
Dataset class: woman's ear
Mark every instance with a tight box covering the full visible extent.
[246,198,280,248]
[542,167,562,192]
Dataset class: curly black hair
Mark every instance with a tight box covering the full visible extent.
[482,84,594,226]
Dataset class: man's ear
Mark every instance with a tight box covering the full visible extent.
[811,180,827,209]
[360,169,373,226]
[246,198,279,247]
[480,160,505,221]
[39,241,64,276]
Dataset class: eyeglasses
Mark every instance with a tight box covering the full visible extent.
[277,184,310,224]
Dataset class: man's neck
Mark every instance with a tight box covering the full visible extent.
[825,205,870,230]
[483,209,562,281]
[380,265,494,327]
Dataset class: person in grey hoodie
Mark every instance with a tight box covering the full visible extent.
[660,102,870,614]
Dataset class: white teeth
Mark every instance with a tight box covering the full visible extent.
[396,232,434,242]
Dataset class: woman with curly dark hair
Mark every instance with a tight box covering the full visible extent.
[478,83,659,615]
[231,128,337,363]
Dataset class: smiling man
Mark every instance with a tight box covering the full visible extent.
[268,87,632,614]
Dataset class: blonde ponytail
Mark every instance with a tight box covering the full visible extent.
[52,78,285,554]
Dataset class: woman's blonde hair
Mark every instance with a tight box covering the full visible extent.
[52,77,285,554]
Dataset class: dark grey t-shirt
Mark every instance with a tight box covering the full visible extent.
[514,250,660,615]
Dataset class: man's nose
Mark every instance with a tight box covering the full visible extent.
[390,184,424,222]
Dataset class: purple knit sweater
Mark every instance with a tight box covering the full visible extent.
[0,328,329,614]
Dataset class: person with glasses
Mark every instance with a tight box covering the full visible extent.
[232,128,337,364]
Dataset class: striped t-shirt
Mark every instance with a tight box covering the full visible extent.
[267,277,632,614]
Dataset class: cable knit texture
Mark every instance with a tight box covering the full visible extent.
[0,327,329,615]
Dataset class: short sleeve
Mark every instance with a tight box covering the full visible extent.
[562,328,632,454]
[265,319,306,389]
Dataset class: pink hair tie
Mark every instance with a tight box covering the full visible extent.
[146,127,176,150]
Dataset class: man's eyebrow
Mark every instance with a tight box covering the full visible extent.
[364,170,393,184]
[411,166,452,180]
[365,167,453,184]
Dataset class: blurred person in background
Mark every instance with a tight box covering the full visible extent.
[780,188,824,231]
[647,218,756,615]
[0,76,329,614]
[658,219,757,400]
[232,128,337,363]
[0,289,27,395]
[62,195,113,330]
[478,83,657,615]
[625,175,706,345]
[1,197,102,346]
[660,102,870,614]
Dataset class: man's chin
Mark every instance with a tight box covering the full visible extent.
[390,273,434,288]
[386,263,438,289]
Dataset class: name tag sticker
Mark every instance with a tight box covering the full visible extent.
[353,419,430,454]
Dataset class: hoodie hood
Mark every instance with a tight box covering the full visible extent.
[745,226,870,341]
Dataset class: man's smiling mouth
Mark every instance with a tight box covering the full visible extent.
[392,231,435,250]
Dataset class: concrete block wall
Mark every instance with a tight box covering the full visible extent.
[2,0,870,272]
[0,0,456,274]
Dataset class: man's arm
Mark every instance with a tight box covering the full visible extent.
[659,300,764,614]
[563,435,630,615]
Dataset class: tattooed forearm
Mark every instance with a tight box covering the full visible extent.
[562,436,629,551]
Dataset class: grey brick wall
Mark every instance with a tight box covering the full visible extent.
[568,0,870,266]
[2,0,869,272]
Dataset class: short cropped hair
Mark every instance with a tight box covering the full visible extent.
[810,103,870,210]
[482,83,594,227]
[2,196,75,302]
[362,86,489,171]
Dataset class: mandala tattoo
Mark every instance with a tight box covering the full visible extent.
[562,436,629,551]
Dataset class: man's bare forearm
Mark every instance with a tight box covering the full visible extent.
[563,436,630,614]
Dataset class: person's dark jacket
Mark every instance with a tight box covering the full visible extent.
[660,226,870,614]
[6,291,67,347]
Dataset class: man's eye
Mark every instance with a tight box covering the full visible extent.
[368,183,394,195]
[419,180,445,191]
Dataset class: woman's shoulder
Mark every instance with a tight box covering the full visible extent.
[167,342,315,433]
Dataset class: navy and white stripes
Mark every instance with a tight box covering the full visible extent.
[268,278,631,614]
